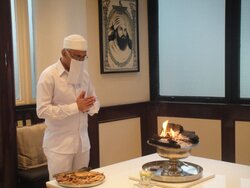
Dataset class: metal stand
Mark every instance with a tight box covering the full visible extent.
[145,141,203,183]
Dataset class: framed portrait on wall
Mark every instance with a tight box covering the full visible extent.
[99,0,139,73]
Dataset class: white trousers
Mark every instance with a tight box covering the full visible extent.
[44,143,90,180]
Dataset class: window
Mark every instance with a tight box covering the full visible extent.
[11,0,36,105]
[11,0,87,106]
[149,0,248,103]
[11,0,20,100]
[159,0,225,98]
[240,0,250,98]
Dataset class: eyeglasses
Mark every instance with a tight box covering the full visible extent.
[71,54,88,61]
[67,50,88,61]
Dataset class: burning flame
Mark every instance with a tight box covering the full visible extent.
[170,128,176,137]
[160,120,169,137]
[160,120,176,138]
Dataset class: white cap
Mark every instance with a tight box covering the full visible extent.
[63,34,87,51]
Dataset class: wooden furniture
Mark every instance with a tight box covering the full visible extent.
[15,105,48,188]
[17,165,49,188]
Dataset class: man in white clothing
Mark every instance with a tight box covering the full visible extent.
[36,34,100,180]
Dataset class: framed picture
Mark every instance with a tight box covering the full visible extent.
[99,0,139,73]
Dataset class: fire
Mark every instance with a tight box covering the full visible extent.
[160,120,169,137]
[160,120,176,138]
[170,128,176,137]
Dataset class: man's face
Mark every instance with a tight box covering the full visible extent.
[67,49,87,61]
[116,25,129,50]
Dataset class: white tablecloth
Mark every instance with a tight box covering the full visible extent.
[46,153,250,188]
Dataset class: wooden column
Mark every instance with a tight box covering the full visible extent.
[0,0,17,187]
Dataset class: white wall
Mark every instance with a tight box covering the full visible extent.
[86,0,149,166]
[33,0,87,81]
[86,0,150,106]
[34,0,150,107]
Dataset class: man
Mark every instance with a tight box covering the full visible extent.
[108,15,132,64]
[36,34,100,180]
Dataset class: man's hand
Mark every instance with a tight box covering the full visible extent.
[76,91,96,112]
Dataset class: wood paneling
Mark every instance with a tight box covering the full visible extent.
[15,102,153,169]
[235,121,250,165]
[150,101,250,162]
[99,118,142,166]
[15,101,250,168]
[89,102,152,168]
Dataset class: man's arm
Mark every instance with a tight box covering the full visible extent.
[36,72,79,120]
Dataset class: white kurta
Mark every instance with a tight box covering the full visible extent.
[36,60,100,154]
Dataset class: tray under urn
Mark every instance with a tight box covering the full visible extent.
[143,160,203,183]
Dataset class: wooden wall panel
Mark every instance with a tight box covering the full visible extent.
[235,121,250,165]
[99,118,141,167]
[13,100,250,188]
[15,101,250,168]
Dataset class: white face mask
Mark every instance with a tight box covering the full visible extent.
[67,58,84,85]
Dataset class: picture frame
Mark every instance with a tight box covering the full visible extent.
[99,0,139,73]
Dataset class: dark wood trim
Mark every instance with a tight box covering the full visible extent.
[10,101,250,188]
[15,102,152,169]
[148,0,159,101]
[0,0,17,187]
[225,0,241,103]
[141,102,157,155]
[15,104,44,125]
[221,119,235,162]
[15,101,250,168]
[97,103,147,123]
[88,114,100,168]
